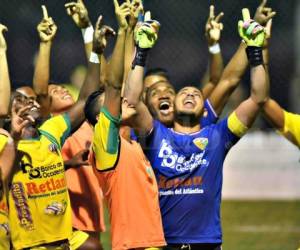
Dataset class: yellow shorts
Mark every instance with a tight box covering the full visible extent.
[27,231,88,250]
[68,230,89,250]
[29,246,67,250]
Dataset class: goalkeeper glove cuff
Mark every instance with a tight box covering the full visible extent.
[132,47,149,69]
[246,46,263,66]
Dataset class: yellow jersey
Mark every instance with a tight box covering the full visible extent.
[0,134,10,250]
[279,111,300,148]
[9,114,73,250]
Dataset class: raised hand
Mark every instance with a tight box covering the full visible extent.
[10,105,35,142]
[0,24,8,52]
[93,16,116,54]
[134,11,160,49]
[254,0,276,26]
[37,5,57,43]
[65,0,91,28]
[114,0,131,30]
[128,0,144,29]
[205,5,224,46]
[66,149,90,167]
[238,9,265,47]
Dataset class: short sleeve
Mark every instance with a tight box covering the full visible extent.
[39,113,71,149]
[278,110,300,148]
[92,107,121,171]
[0,135,8,154]
[215,112,248,151]
[200,99,218,127]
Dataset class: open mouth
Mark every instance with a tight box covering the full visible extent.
[183,99,195,108]
[62,94,72,100]
[30,106,38,112]
[159,101,172,116]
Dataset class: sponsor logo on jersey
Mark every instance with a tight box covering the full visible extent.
[25,177,66,196]
[20,160,64,180]
[193,137,208,150]
[158,139,209,173]
[11,182,34,231]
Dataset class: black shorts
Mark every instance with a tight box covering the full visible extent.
[163,243,222,250]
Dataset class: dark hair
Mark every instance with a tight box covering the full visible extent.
[144,67,170,81]
[84,88,105,126]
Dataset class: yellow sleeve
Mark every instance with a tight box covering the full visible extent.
[227,112,249,138]
[278,111,300,148]
[0,135,8,154]
[39,114,71,150]
[92,107,121,171]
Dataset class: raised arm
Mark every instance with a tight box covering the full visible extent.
[123,0,143,84]
[65,0,92,59]
[201,5,224,99]
[124,14,160,135]
[231,16,268,128]
[261,19,300,147]
[33,6,57,117]
[65,0,108,87]
[103,0,129,116]
[260,18,284,129]
[0,25,10,118]
[67,16,115,131]
[208,0,275,116]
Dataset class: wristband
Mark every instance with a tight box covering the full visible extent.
[246,46,263,66]
[81,25,94,44]
[89,52,100,64]
[132,47,149,69]
[209,43,221,54]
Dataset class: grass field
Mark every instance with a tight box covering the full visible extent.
[101,200,300,250]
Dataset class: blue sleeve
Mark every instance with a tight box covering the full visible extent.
[200,99,218,127]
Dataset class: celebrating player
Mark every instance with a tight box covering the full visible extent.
[87,12,166,250]
[124,9,269,250]
[7,11,112,249]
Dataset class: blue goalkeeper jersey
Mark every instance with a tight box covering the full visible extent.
[144,116,240,244]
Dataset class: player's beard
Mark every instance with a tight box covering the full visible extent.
[174,110,202,128]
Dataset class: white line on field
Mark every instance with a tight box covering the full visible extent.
[232,225,300,233]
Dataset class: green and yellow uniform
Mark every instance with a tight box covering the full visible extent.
[9,114,72,249]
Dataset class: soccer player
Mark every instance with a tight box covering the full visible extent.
[124,13,269,250]
[87,16,166,250]
[143,5,224,127]
[0,23,17,250]
[7,14,113,249]
[261,17,300,148]
[32,4,121,249]
[145,1,275,130]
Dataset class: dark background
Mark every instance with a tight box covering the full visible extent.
[0,0,296,110]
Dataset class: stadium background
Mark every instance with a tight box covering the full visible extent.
[1,0,300,249]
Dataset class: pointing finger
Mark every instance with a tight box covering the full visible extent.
[42,5,49,19]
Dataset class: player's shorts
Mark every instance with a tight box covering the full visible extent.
[68,230,89,250]
[25,231,88,250]
[25,240,69,250]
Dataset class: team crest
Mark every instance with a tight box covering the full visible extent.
[49,143,58,154]
[193,137,208,150]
